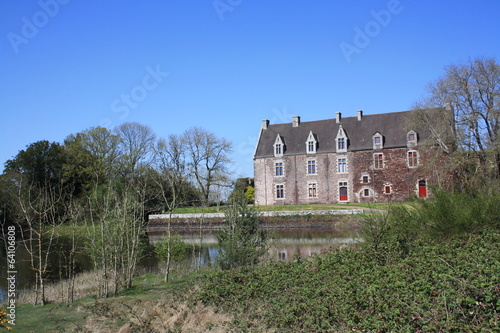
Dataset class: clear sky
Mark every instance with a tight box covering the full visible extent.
[1,0,499,177]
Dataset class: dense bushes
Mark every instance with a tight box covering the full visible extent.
[201,232,499,331]
[361,184,500,252]
[199,189,500,332]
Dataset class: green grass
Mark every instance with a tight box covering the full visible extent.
[171,202,393,214]
[12,272,200,333]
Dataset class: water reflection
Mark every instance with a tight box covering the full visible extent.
[151,228,361,266]
[0,227,360,299]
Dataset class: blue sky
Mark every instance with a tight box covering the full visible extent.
[1,0,499,177]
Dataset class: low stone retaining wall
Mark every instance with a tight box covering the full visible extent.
[148,209,364,221]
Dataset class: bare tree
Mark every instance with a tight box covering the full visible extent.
[154,134,189,282]
[4,141,69,305]
[115,122,156,175]
[14,176,66,305]
[182,127,233,206]
[411,57,500,188]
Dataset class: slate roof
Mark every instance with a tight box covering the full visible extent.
[254,110,430,158]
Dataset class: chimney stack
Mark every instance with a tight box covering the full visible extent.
[336,112,342,124]
[292,116,300,127]
[262,119,269,129]
[357,110,363,121]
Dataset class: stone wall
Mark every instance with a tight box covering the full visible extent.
[254,146,436,205]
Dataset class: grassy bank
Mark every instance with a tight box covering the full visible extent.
[11,190,498,332]
[11,229,498,332]
[12,271,236,333]
[171,202,393,214]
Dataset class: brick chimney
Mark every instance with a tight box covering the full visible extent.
[292,116,300,127]
[262,119,269,129]
[357,110,363,121]
[336,112,341,124]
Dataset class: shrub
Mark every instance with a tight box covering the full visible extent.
[217,195,267,270]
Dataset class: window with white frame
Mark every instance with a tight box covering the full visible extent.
[276,184,284,199]
[275,161,284,176]
[308,183,317,198]
[361,175,370,184]
[384,185,392,194]
[373,153,384,169]
[363,188,370,197]
[407,150,418,168]
[275,144,282,155]
[307,159,317,174]
[338,137,345,150]
[407,130,417,147]
[306,131,317,154]
[336,125,348,153]
[373,132,383,150]
[274,134,284,157]
[337,157,347,173]
[308,141,315,152]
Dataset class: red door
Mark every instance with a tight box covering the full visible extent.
[339,182,348,201]
[418,180,427,198]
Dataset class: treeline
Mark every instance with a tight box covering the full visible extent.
[0,122,234,304]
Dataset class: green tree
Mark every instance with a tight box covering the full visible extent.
[229,178,254,203]
[217,194,267,270]
[244,185,255,203]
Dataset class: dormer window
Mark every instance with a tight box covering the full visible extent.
[338,138,345,150]
[275,144,282,155]
[407,130,417,147]
[336,125,348,153]
[274,134,285,157]
[373,132,384,150]
[306,131,317,154]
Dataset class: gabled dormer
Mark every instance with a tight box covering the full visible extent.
[274,134,285,157]
[373,132,384,150]
[306,131,318,154]
[407,130,418,147]
[336,125,348,153]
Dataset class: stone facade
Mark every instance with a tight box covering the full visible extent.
[253,110,445,205]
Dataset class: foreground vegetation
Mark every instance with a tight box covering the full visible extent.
[3,187,499,332]
[200,188,500,332]
[200,232,499,332]
[13,272,229,333]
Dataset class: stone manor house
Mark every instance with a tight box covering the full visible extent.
[253,109,442,205]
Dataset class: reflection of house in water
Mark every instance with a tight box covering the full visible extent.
[150,229,361,266]
[270,242,355,261]
[273,245,331,261]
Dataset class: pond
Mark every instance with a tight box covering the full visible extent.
[0,226,361,300]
